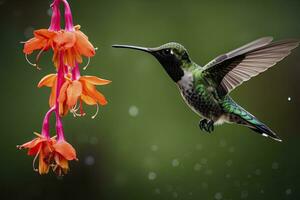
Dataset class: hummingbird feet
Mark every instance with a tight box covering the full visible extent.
[199,119,214,133]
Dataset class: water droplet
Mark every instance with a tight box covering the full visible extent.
[272,162,279,170]
[195,144,203,150]
[219,139,227,147]
[225,174,231,179]
[201,182,208,189]
[172,159,180,167]
[205,169,213,175]
[148,172,157,180]
[234,180,241,187]
[287,97,291,102]
[228,146,235,153]
[128,105,139,117]
[172,192,178,198]
[84,155,95,166]
[194,163,202,171]
[226,160,233,167]
[154,188,160,194]
[214,192,223,200]
[254,169,261,175]
[201,158,208,164]
[241,190,248,199]
[286,188,292,195]
[151,145,158,152]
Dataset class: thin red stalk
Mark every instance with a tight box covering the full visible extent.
[55,52,66,141]
[62,0,74,31]
[49,0,61,31]
[41,106,55,138]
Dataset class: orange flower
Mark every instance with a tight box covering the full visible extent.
[38,73,110,117]
[53,25,96,67]
[52,140,78,176]
[58,75,111,116]
[23,25,95,68]
[38,73,57,107]
[23,29,57,55]
[17,132,56,175]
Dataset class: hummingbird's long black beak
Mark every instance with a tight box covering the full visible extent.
[112,44,153,53]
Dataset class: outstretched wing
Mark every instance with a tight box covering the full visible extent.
[202,37,299,96]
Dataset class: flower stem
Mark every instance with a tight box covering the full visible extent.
[62,0,74,31]
[41,106,55,138]
[55,52,66,141]
[49,0,61,31]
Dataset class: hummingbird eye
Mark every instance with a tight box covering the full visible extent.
[163,49,171,55]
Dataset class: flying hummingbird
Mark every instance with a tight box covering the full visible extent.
[113,37,299,141]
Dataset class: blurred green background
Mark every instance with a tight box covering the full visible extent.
[0,0,300,199]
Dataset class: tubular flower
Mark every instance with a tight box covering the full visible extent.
[38,72,110,117]
[52,140,78,176]
[58,74,110,117]
[53,25,96,68]
[19,0,110,176]
[17,132,56,174]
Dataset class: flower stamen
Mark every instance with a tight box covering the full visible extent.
[83,57,91,70]
[25,54,40,70]
[91,103,99,119]
[32,147,41,172]
[35,47,47,70]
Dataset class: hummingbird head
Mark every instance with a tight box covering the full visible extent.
[112,42,191,82]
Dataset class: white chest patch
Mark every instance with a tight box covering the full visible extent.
[177,71,193,91]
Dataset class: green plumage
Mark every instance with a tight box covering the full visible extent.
[113,37,299,142]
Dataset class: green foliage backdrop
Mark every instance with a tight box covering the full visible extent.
[0,0,299,199]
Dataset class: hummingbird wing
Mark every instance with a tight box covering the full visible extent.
[202,37,299,96]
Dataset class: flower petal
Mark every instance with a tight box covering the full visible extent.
[74,30,95,57]
[23,37,46,54]
[53,140,77,161]
[49,79,57,107]
[54,31,76,50]
[38,146,50,174]
[34,29,56,39]
[58,81,69,115]
[84,82,108,105]
[81,93,97,105]
[66,80,82,108]
[80,76,111,85]
[38,74,57,88]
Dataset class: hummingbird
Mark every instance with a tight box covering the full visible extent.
[112,37,299,141]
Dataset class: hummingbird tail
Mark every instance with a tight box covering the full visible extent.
[229,111,282,142]
[248,122,282,142]
[224,97,282,142]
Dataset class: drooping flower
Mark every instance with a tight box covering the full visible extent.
[53,25,96,67]
[17,132,56,174]
[38,71,110,117]
[22,0,61,69]
[19,0,109,176]
[52,140,78,175]
[23,0,96,69]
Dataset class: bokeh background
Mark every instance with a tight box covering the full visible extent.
[0,0,300,199]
